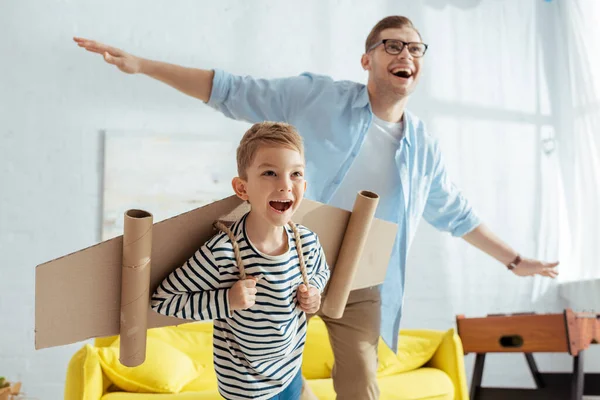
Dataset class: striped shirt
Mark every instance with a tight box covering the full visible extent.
[151,213,330,399]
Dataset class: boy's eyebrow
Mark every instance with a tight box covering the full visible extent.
[257,163,305,169]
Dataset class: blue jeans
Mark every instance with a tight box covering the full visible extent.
[267,368,302,400]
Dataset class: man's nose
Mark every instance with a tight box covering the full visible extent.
[398,44,413,60]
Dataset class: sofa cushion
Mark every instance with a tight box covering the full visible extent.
[100,369,453,400]
[376,337,407,376]
[303,317,445,379]
[302,317,334,379]
[96,336,203,394]
[100,368,454,400]
[393,329,445,373]
[146,322,214,362]
[302,317,406,379]
[64,344,105,399]
[307,367,454,400]
[321,334,441,378]
[102,391,222,400]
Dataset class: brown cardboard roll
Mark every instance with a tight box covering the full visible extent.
[119,209,153,367]
[320,191,379,319]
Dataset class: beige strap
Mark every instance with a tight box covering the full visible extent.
[214,221,246,279]
[214,220,309,286]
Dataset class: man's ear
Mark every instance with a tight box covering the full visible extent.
[303,180,307,192]
[232,177,249,201]
[361,53,371,71]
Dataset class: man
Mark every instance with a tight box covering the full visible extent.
[75,15,558,400]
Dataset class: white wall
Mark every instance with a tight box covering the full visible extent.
[1,0,597,398]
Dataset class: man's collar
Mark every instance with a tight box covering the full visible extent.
[359,84,413,147]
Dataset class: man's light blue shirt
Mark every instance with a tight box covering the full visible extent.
[207,69,481,351]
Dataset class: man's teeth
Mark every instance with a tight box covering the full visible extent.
[392,68,412,77]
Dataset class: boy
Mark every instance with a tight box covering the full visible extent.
[151,121,330,400]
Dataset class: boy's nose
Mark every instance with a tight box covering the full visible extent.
[279,178,292,191]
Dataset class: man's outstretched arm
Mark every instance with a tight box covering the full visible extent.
[423,140,559,279]
[74,37,320,124]
[74,37,214,102]
[462,224,559,278]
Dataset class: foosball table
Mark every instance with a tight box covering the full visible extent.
[456,309,600,400]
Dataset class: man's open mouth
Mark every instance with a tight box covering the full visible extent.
[391,68,413,79]
[269,200,293,213]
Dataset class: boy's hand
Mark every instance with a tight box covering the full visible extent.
[297,284,321,314]
[73,37,142,74]
[228,277,259,311]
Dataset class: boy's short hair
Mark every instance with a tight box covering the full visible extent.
[236,122,304,179]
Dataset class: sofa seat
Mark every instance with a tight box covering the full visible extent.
[65,316,468,400]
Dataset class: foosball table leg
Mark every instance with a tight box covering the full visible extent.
[524,353,545,388]
[470,353,486,400]
[571,353,584,400]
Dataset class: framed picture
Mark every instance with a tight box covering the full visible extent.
[101,131,238,240]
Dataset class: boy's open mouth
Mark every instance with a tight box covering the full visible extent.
[269,200,293,213]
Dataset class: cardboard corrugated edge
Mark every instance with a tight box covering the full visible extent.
[35,195,397,349]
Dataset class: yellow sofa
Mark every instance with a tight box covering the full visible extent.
[65,317,468,400]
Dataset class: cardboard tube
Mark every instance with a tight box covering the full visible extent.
[120,209,153,367]
[321,191,379,319]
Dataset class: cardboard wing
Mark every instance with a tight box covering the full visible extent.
[35,194,397,351]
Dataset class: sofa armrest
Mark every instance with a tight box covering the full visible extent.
[64,344,108,400]
[425,328,469,400]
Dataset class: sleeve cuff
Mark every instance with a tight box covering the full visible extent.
[206,68,228,107]
[452,212,482,237]
[310,274,327,293]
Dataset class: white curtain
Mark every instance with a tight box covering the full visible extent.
[404,1,559,330]
[402,0,600,386]
[552,0,600,283]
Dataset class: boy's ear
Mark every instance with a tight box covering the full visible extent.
[231,177,249,201]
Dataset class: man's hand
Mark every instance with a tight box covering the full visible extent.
[511,258,559,278]
[228,277,259,311]
[73,37,142,74]
[462,225,559,279]
[297,284,321,314]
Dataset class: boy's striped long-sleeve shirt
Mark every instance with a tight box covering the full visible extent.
[151,213,330,400]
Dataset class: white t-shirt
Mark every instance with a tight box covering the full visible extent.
[329,114,405,223]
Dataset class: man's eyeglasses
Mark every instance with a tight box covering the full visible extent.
[368,39,428,58]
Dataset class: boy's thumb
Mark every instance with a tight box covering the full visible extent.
[247,274,263,282]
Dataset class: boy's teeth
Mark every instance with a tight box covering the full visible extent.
[270,199,292,212]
